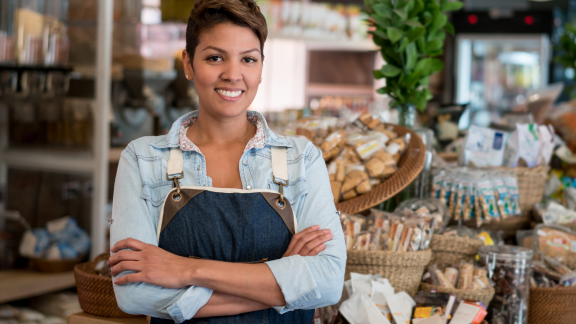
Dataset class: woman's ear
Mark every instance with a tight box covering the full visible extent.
[182,50,193,80]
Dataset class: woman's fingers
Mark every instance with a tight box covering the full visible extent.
[111,238,147,253]
[306,243,326,257]
[286,229,331,257]
[300,232,333,255]
[108,250,141,266]
[111,260,141,277]
[284,225,319,255]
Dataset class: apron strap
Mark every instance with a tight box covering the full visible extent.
[271,146,288,182]
[167,148,184,177]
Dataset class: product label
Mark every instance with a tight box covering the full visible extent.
[356,140,384,160]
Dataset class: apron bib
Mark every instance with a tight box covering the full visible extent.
[150,147,315,324]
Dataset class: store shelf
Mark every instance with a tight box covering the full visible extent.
[307,83,375,96]
[0,270,76,304]
[3,149,95,173]
[68,313,147,324]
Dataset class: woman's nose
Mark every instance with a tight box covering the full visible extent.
[220,61,242,82]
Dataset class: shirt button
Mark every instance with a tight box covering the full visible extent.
[197,165,200,171]
[246,185,252,190]
[242,160,248,165]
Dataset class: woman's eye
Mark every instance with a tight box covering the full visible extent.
[208,56,222,62]
[243,57,257,63]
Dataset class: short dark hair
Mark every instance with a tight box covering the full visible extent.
[185,0,268,63]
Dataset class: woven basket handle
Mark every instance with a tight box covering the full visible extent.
[90,252,111,267]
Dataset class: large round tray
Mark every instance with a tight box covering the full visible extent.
[336,124,426,214]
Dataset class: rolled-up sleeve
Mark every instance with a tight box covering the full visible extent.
[110,143,213,323]
[265,144,346,313]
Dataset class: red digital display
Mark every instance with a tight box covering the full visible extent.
[525,16,534,25]
[468,14,478,25]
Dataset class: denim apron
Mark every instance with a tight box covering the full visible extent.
[150,147,315,324]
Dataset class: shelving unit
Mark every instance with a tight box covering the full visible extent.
[0,270,75,304]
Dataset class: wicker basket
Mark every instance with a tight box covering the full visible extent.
[529,286,576,324]
[345,249,431,297]
[336,124,426,215]
[74,253,143,318]
[29,256,85,272]
[419,282,495,306]
[428,235,484,267]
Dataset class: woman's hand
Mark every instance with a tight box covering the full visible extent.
[109,238,193,289]
[282,225,333,257]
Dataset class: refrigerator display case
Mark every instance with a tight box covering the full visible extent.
[455,34,550,126]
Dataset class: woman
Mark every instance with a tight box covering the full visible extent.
[108,0,346,323]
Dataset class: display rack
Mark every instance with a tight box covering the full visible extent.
[0,0,113,259]
[0,270,75,304]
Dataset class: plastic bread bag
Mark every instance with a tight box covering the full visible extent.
[320,130,348,161]
[440,170,454,207]
[503,171,522,216]
[364,150,397,179]
[473,267,492,288]
[351,272,374,297]
[428,263,455,289]
[295,116,330,145]
[448,173,462,219]
[353,231,372,251]
[386,135,408,164]
[444,264,460,288]
[476,176,500,222]
[371,279,395,320]
[397,219,418,252]
[431,168,446,199]
[457,260,474,290]
[340,213,366,250]
[352,112,387,132]
[340,291,391,324]
[382,289,416,324]
[490,171,512,220]
[395,198,449,234]
[455,174,472,222]
[419,216,435,250]
[340,164,371,201]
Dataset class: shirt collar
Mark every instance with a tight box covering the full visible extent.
[150,110,292,149]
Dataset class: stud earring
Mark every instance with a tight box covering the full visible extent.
[260,78,263,81]
[186,75,189,79]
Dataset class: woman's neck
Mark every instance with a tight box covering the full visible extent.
[186,109,256,147]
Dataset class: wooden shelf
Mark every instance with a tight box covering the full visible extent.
[68,312,148,324]
[0,269,76,304]
[307,83,375,97]
[269,33,377,51]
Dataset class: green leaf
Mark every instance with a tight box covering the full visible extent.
[443,22,455,35]
[406,43,417,71]
[423,88,433,100]
[381,47,402,65]
[414,91,427,111]
[386,27,403,43]
[376,87,389,95]
[404,19,423,27]
[380,64,402,77]
[442,1,464,12]
[427,29,446,42]
[440,0,448,8]
[428,49,444,56]
[373,3,393,18]
[394,0,410,9]
[414,58,432,76]
[398,37,410,52]
[417,36,426,52]
[409,0,424,17]
[372,14,391,27]
[373,70,385,79]
[425,40,443,53]
[430,13,448,31]
[422,12,434,25]
[407,27,425,42]
[419,76,430,87]
[371,28,389,40]
[430,58,444,73]
[393,8,407,20]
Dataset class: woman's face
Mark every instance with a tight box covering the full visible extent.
[183,22,262,119]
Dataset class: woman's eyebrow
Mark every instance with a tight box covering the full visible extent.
[201,46,260,55]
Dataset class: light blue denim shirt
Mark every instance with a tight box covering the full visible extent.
[110,110,346,323]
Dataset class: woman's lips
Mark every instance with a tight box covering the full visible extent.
[215,89,244,102]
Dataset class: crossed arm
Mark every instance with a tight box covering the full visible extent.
[109,225,333,317]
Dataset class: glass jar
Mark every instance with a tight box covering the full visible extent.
[43,0,68,66]
[478,245,533,324]
[0,0,16,63]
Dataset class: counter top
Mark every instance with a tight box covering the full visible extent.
[0,269,76,304]
[67,313,148,324]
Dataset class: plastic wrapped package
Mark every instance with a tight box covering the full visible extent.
[395,198,449,234]
[476,176,500,222]
[490,173,512,220]
[320,130,347,161]
[364,150,397,179]
[340,165,371,200]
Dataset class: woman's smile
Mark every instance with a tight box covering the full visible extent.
[215,88,245,101]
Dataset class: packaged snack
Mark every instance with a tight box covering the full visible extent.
[504,123,541,168]
[444,266,459,287]
[457,262,474,290]
[455,175,471,221]
[419,216,435,250]
[413,290,453,321]
[448,174,461,219]
[320,130,347,161]
[371,279,394,320]
[473,268,491,288]
[365,150,397,178]
[341,213,366,250]
[353,231,372,251]
[387,137,407,163]
[431,169,446,199]
[382,289,416,324]
[395,198,449,234]
[296,116,331,145]
[533,224,576,261]
[491,172,512,219]
[351,272,373,297]
[356,140,386,160]
[463,125,509,167]
[440,171,454,207]
[450,300,487,324]
[341,166,371,200]
[339,291,391,324]
[503,172,522,216]
[476,177,500,222]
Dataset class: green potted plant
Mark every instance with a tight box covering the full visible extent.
[364,0,463,126]
[555,21,576,99]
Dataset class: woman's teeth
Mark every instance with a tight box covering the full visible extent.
[216,89,242,98]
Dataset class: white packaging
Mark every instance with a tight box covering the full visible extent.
[351,273,373,297]
[463,126,508,167]
[339,291,391,324]
[344,279,353,297]
[555,145,576,164]
[382,289,416,324]
[504,123,541,168]
[538,125,555,166]
[371,279,394,320]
